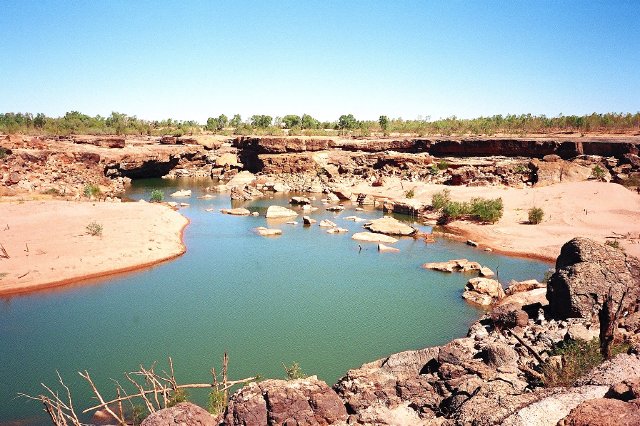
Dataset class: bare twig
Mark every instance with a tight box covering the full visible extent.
[0,243,9,259]
[79,370,125,425]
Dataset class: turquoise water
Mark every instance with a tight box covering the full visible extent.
[0,178,550,424]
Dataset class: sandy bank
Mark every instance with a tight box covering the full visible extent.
[352,179,640,262]
[0,200,188,296]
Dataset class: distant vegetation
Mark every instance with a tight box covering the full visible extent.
[1,111,638,137]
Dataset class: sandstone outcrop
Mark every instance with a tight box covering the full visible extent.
[225,376,347,426]
[547,237,640,324]
[142,402,219,426]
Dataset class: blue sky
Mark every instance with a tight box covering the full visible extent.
[1,1,638,122]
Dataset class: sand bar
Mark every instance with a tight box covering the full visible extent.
[353,179,640,262]
[0,200,188,296]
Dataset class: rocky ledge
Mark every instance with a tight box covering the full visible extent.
[143,237,640,425]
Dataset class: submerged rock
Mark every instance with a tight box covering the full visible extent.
[255,227,282,236]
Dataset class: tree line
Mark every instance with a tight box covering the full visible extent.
[1,111,638,137]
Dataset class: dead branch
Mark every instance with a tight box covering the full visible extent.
[507,329,545,364]
[0,242,9,258]
[79,370,125,425]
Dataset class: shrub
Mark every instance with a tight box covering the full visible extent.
[167,388,189,407]
[86,221,103,236]
[283,362,306,380]
[150,189,164,203]
[542,338,630,387]
[431,189,451,210]
[439,201,470,223]
[437,160,449,170]
[428,163,440,175]
[605,239,623,251]
[208,389,226,415]
[83,183,101,198]
[405,188,415,199]
[514,164,529,174]
[528,207,544,224]
[42,188,61,196]
[592,165,606,181]
[469,197,503,223]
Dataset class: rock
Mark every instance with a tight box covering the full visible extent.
[141,402,218,426]
[215,152,238,167]
[220,208,251,216]
[251,212,259,216]
[285,221,297,225]
[490,303,529,329]
[530,159,593,187]
[344,216,366,222]
[505,279,546,295]
[364,216,416,236]
[606,378,640,401]
[547,237,640,323]
[463,277,505,306]
[352,232,399,244]
[502,385,609,426]
[289,196,311,205]
[467,240,479,247]
[302,216,316,225]
[422,259,482,273]
[326,227,348,234]
[499,287,548,309]
[170,189,191,197]
[230,185,263,201]
[575,353,640,387]
[567,323,599,342]
[319,220,337,228]
[265,205,298,218]
[331,188,352,200]
[227,171,256,187]
[479,266,495,277]
[225,377,347,426]
[325,192,340,202]
[484,342,518,369]
[325,205,344,212]
[559,398,640,426]
[378,243,400,253]
[255,227,282,236]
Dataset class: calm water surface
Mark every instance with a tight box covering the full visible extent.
[0,178,550,424]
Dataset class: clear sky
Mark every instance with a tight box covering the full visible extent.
[1,1,638,123]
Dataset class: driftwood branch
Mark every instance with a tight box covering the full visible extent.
[0,242,9,259]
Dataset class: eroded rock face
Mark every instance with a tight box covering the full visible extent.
[142,402,219,426]
[547,237,640,322]
[225,377,347,426]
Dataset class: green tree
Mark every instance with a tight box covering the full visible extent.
[379,115,389,135]
[337,114,357,134]
[33,113,46,129]
[301,113,319,129]
[282,115,301,129]
[250,115,272,128]
[229,114,242,128]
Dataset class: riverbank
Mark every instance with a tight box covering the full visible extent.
[352,179,640,261]
[0,200,188,296]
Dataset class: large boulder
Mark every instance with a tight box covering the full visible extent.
[363,216,416,236]
[142,402,218,426]
[559,398,640,426]
[351,232,398,244]
[225,376,347,426]
[230,185,263,201]
[547,237,640,322]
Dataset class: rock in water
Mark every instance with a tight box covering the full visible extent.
[289,196,311,205]
[378,243,400,253]
[462,277,505,306]
[220,208,251,216]
[352,232,398,244]
[364,216,416,236]
[547,237,640,323]
[255,227,282,236]
[303,216,316,225]
[265,205,298,218]
[319,219,337,228]
[170,189,191,197]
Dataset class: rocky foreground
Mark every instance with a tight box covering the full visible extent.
[140,237,640,425]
